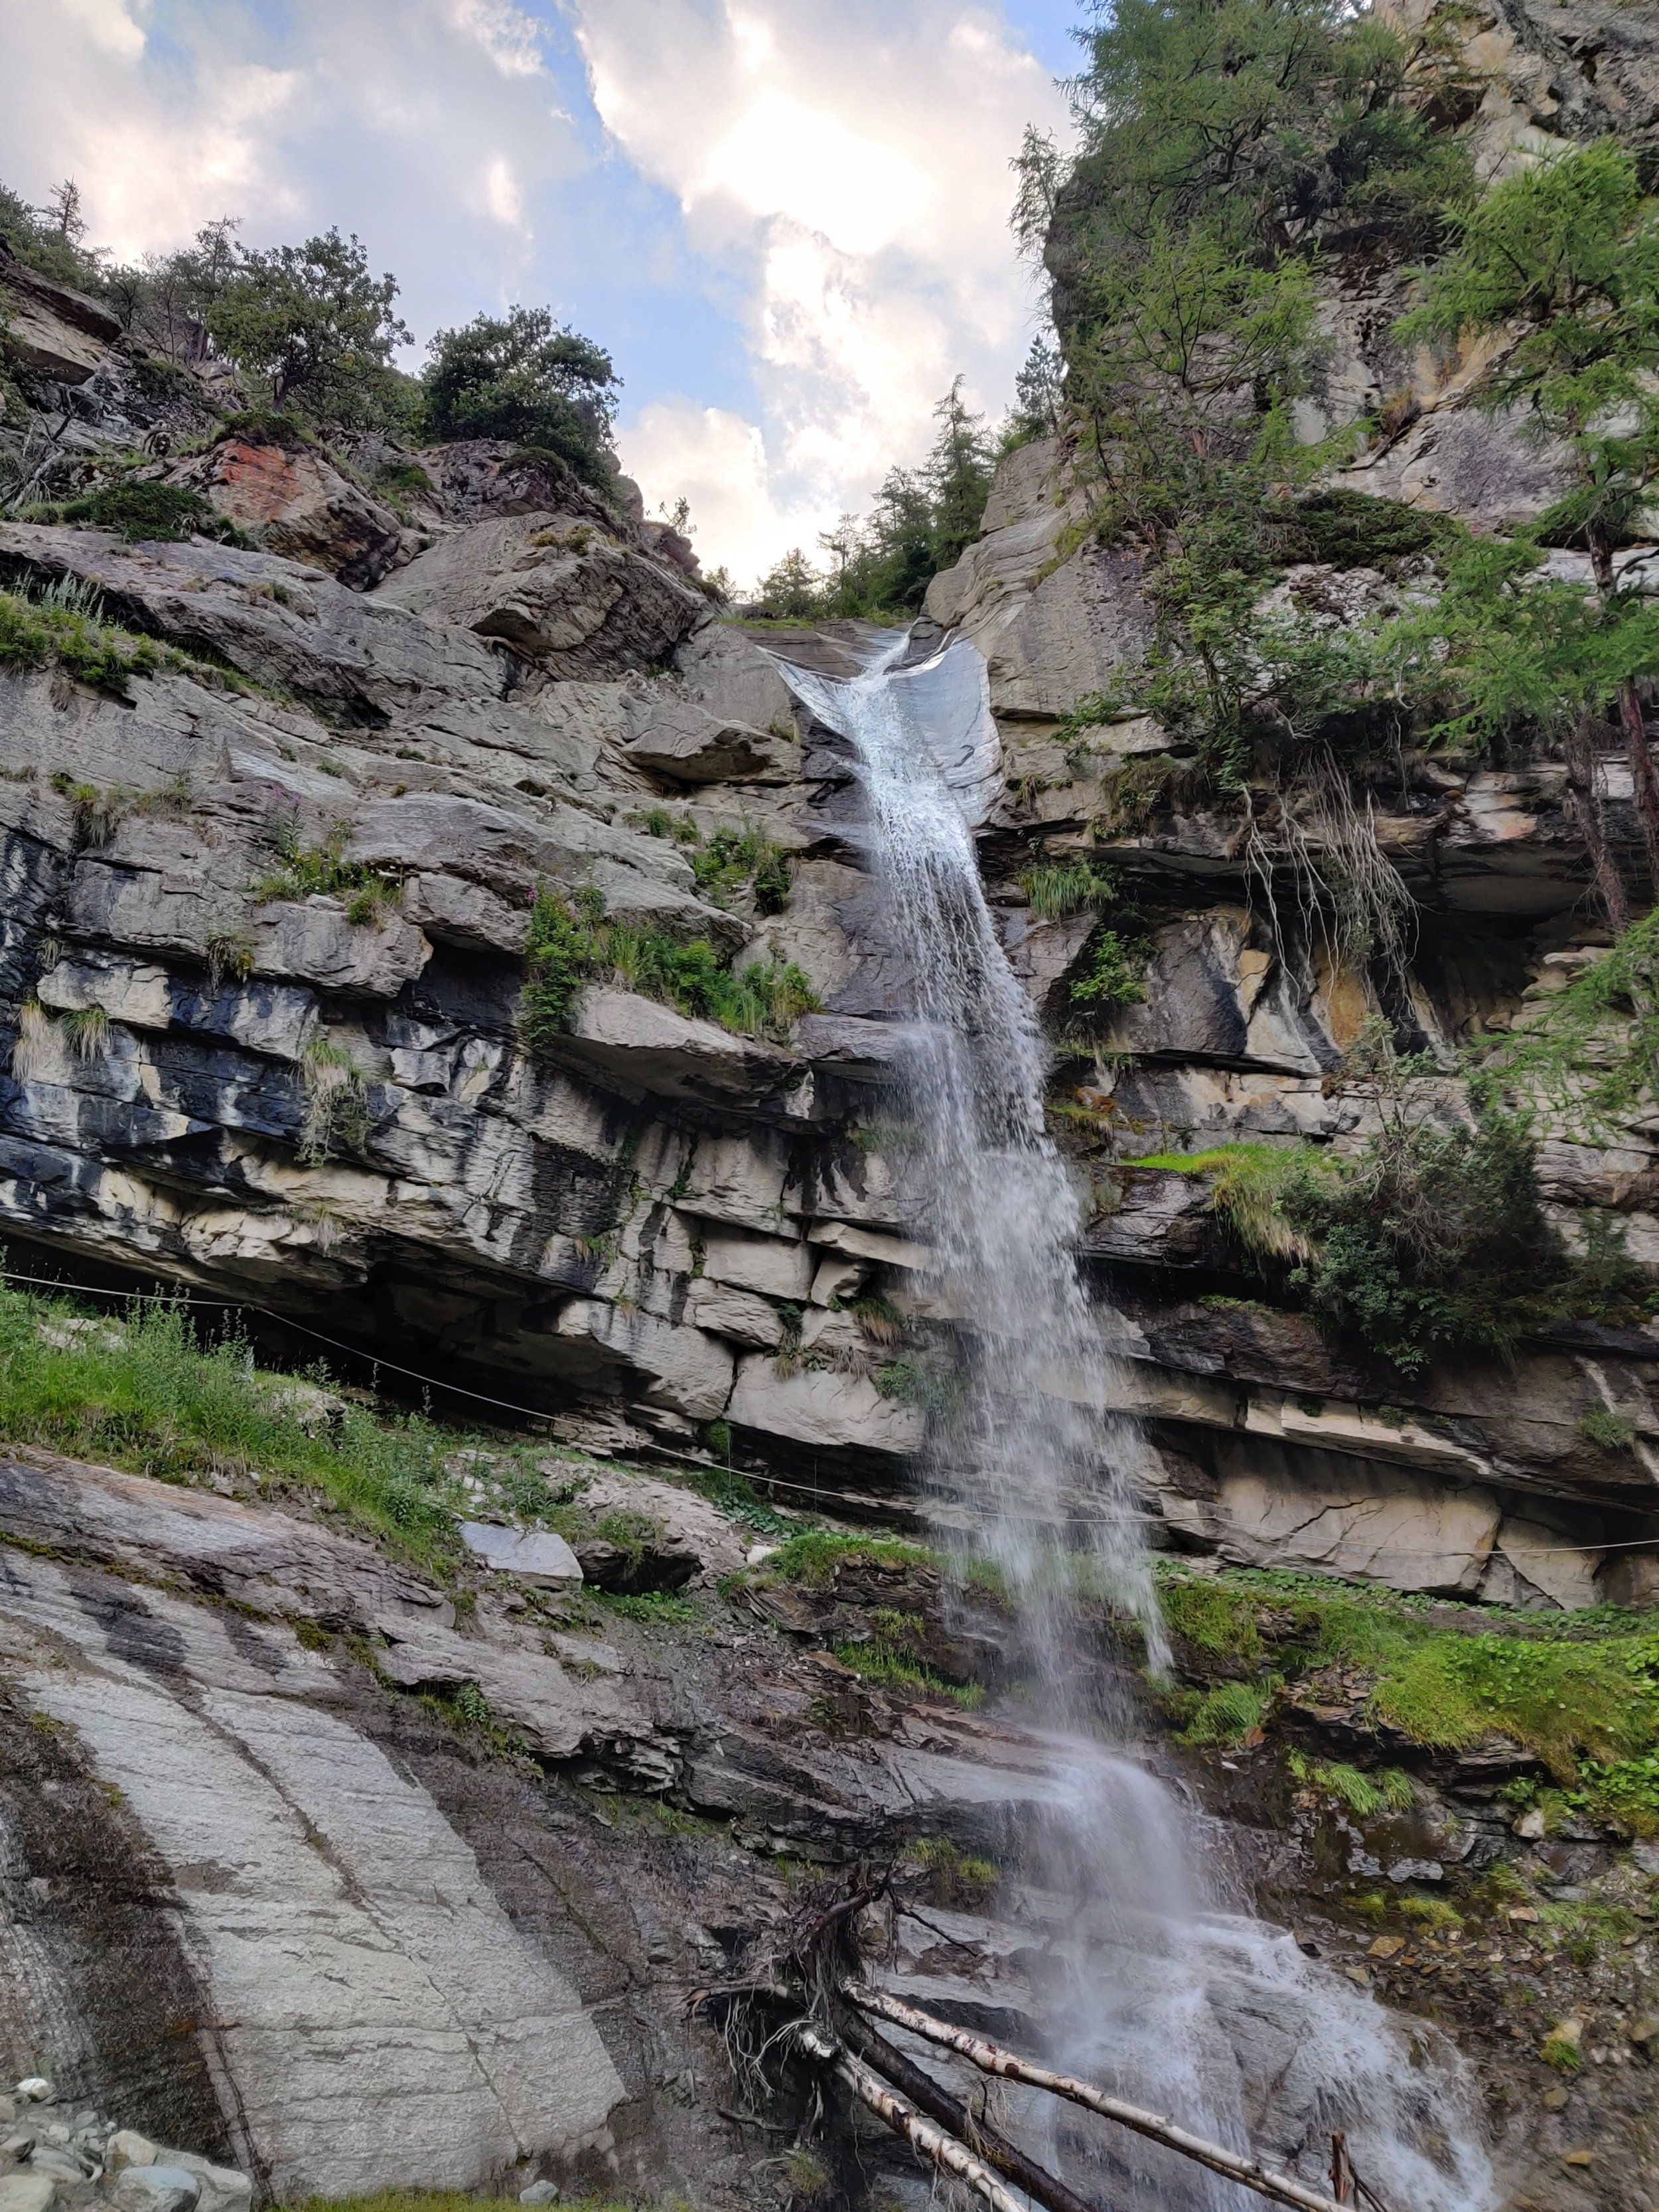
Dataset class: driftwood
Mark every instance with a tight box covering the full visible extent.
[793,2026,1029,2212]
[835,2006,1102,2212]
[839,1983,1358,2212]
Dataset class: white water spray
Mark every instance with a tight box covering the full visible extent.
[779,628,1494,2212]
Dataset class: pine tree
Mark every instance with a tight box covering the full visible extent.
[1403,140,1659,891]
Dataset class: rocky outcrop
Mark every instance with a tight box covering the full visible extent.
[165,430,407,589]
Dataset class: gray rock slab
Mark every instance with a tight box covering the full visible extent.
[0,2176,59,2212]
[0,526,505,723]
[112,2168,200,2212]
[0,1449,451,1633]
[458,1521,583,1586]
[0,1550,626,2198]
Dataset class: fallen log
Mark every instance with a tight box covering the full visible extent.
[839,1983,1355,2212]
[793,2025,1029,2212]
[835,2006,1106,2212]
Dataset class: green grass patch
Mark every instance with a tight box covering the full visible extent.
[0,1279,463,1569]
[594,1589,700,1625]
[520,885,818,1045]
[252,816,401,919]
[833,1613,983,1706]
[1288,1749,1413,1816]
[760,1528,935,1588]
[1176,1678,1275,1745]
[1155,1562,1659,1828]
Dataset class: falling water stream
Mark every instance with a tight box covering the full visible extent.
[778,628,1495,2212]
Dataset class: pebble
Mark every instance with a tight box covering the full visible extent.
[1543,2087,1570,2110]
[519,2183,560,2204]
[10,2093,48,2111]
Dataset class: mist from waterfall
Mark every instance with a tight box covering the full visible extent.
[777,628,1495,2212]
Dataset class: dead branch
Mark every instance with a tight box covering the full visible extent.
[793,2025,1029,2212]
[835,2006,1102,2212]
[839,1984,1355,2212]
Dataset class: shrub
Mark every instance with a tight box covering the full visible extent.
[251,816,400,916]
[519,887,818,1047]
[1067,926,1148,1017]
[689,824,794,913]
[421,306,618,488]
[298,1039,371,1165]
[54,481,233,544]
[207,229,411,425]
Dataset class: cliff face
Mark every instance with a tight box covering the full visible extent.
[2,0,1658,1613]
[3,15,1659,2208]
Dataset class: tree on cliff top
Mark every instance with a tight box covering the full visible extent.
[206,228,411,423]
[421,306,620,487]
[1401,138,1659,895]
[753,380,995,620]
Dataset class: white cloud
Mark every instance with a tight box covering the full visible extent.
[1,0,1064,588]
[624,399,830,585]
[0,0,587,331]
[447,0,547,79]
[576,0,1067,583]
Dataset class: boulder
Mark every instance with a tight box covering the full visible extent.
[375,513,707,678]
[701,1228,815,1301]
[0,2178,58,2212]
[561,988,796,1104]
[684,1278,787,1347]
[0,248,118,384]
[167,433,404,589]
[112,2169,200,2212]
[458,1521,583,1587]
[727,1357,925,1457]
[621,692,794,783]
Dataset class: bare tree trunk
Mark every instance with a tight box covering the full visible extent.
[793,2027,1030,2212]
[1617,676,1659,899]
[1587,534,1659,901]
[835,2009,1101,2212]
[839,1984,1358,2212]
[1563,707,1631,932]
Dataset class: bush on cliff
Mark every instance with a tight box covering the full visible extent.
[206,228,413,425]
[520,887,818,1047]
[421,305,620,489]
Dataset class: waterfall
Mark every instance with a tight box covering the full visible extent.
[778,628,1495,2212]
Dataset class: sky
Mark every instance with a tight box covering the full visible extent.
[1,0,1084,585]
